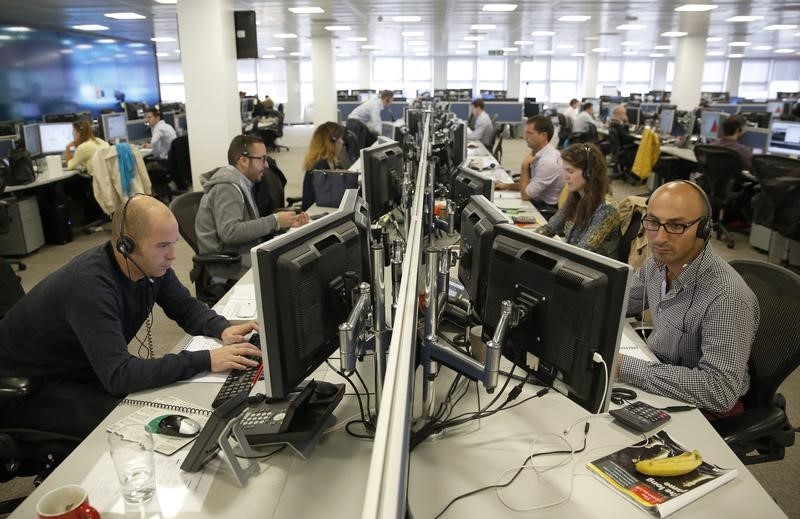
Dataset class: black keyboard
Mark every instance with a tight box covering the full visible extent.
[210,335,263,409]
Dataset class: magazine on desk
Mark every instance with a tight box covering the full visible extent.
[587,430,737,518]
[108,396,211,456]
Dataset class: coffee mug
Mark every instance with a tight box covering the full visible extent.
[36,485,100,519]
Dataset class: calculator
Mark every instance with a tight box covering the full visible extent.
[609,401,671,433]
[512,215,540,225]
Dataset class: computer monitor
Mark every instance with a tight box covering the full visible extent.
[405,108,423,136]
[251,204,369,400]
[700,111,726,140]
[712,104,739,115]
[0,120,22,138]
[767,101,785,118]
[457,195,508,321]
[739,103,768,113]
[626,107,640,127]
[740,128,770,155]
[639,103,659,118]
[450,121,467,168]
[124,102,147,121]
[23,124,41,157]
[361,140,404,221]
[0,139,14,159]
[739,111,772,129]
[126,120,151,143]
[101,113,128,143]
[450,165,494,233]
[659,109,675,137]
[38,122,73,155]
[482,224,630,414]
[174,113,187,135]
[42,112,90,124]
[768,120,800,157]
[161,111,176,129]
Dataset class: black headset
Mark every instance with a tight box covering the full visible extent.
[582,145,592,180]
[116,193,141,256]
[676,180,712,241]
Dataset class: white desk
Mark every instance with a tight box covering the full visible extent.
[4,168,81,193]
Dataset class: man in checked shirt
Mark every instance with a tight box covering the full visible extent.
[616,180,760,416]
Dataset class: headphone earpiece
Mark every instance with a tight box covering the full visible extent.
[678,180,712,241]
[582,145,592,180]
[116,194,143,256]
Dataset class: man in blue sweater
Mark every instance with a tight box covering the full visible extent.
[0,195,261,438]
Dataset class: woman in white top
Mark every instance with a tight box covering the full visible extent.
[65,119,109,174]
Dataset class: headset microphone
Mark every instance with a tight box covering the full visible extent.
[125,254,154,284]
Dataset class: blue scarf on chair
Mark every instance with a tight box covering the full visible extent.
[115,143,136,197]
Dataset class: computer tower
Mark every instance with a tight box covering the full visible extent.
[234,11,258,59]
[37,194,72,245]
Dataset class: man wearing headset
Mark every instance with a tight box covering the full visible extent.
[616,181,760,416]
[0,195,263,438]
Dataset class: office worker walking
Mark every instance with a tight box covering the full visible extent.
[346,89,394,148]
[617,181,759,416]
[0,194,262,438]
[466,98,494,148]
[537,143,620,258]
[142,108,176,160]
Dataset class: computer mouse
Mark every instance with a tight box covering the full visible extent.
[314,381,339,399]
[154,415,201,438]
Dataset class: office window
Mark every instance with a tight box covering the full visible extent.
[665,61,675,92]
[477,58,505,91]
[258,59,287,103]
[772,61,800,81]
[404,58,432,97]
[335,58,360,93]
[551,59,579,81]
[447,58,475,89]
[299,59,314,122]
[237,60,257,97]
[701,60,726,94]
[373,57,403,92]
[597,60,621,82]
[157,60,185,102]
[520,59,550,101]
[740,60,770,100]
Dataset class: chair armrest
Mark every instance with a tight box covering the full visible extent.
[711,406,787,445]
[192,253,241,267]
[0,376,36,403]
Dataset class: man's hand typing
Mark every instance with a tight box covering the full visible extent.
[209,343,262,372]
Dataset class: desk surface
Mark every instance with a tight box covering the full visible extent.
[5,168,81,193]
[597,126,697,163]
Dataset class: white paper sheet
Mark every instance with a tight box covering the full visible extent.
[181,337,227,383]
[619,333,657,363]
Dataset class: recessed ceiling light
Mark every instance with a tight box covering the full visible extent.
[726,15,763,22]
[407,40,427,46]
[729,41,750,46]
[765,24,798,31]
[776,48,796,53]
[361,44,379,50]
[616,24,645,30]
[621,41,641,46]
[455,50,470,54]
[288,6,324,14]
[392,16,421,22]
[514,40,533,45]
[728,53,744,58]
[174,49,180,53]
[753,45,773,50]
[707,50,724,56]
[706,37,722,42]
[134,50,149,55]
[530,31,555,36]
[464,35,484,41]
[97,39,116,44]
[275,33,298,38]
[266,47,284,51]
[623,50,639,55]
[114,53,126,58]
[471,24,496,30]
[559,15,591,22]
[60,49,73,54]
[75,44,93,50]
[482,3,517,11]
[592,47,609,52]
[571,52,585,57]
[662,31,688,37]
[156,52,168,57]
[402,31,423,37]
[290,51,303,56]
[154,0,176,3]
[650,53,665,57]
[502,46,519,52]
[150,37,175,42]
[585,36,599,40]
[654,45,672,50]
[0,35,11,40]
[459,43,476,49]
[73,24,109,31]
[556,44,574,49]
[128,43,146,47]
[104,12,146,20]
[346,37,367,42]
[675,4,717,11]
[539,49,554,54]
[324,25,351,31]
[261,54,276,58]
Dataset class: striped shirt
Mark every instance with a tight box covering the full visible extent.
[620,245,760,413]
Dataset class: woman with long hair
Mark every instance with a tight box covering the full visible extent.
[301,121,346,210]
[65,119,109,174]
[537,143,620,258]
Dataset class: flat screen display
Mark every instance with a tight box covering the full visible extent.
[39,122,73,154]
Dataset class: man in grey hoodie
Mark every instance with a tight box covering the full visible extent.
[196,135,309,283]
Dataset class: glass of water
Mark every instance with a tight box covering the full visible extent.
[108,424,156,504]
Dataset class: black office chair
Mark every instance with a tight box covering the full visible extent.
[344,129,361,165]
[257,110,289,153]
[607,122,637,179]
[491,123,507,164]
[711,260,800,465]
[169,191,241,306]
[0,260,81,514]
[0,167,26,272]
[750,154,800,243]
[692,145,752,248]
[556,113,571,148]
[253,156,302,218]
[166,134,192,192]
[570,123,599,145]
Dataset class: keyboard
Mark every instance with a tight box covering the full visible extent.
[210,334,263,409]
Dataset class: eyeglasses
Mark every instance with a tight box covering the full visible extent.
[641,216,702,235]
[245,155,268,163]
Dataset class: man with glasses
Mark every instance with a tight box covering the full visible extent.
[196,135,309,283]
[616,181,759,416]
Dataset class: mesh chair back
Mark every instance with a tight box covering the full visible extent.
[169,191,204,255]
[557,113,570,141]
[751,154,800,181]
[730,260,800,408]
[166,135,191,191]
[749,155,800,239]
[692,145,744,205]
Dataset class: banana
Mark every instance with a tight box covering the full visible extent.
[635,450,703,477]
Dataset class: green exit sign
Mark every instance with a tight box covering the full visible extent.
[488,49,505,56]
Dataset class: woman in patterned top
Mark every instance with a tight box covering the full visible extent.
[537,143,621,258]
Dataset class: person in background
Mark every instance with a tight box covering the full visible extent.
[563,98,580,128]
[572,102,600,134]
[142,108,177,160]
[466,98,494,148]
[537,143,620,258]
[617,181,759,416]
[346,90,393,147]
[301,122,346,211]
[196,135,309,284]
[65,119,109,175]
[711,115,753,171]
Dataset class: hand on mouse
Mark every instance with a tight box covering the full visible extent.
[209,342,261,372]
[221,321,259,345]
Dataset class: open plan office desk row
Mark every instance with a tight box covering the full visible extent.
[8,192,786,519]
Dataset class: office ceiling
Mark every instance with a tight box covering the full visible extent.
[2,0,800,60]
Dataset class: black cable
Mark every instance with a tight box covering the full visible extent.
[326,360,368,424]
[432,423,591,519]
[235,444,286,460]
[353,369,372,424]
[345,420,375,439]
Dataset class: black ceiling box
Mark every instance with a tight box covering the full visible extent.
[234,10,258,59]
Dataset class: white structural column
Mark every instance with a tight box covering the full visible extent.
[652,59,669,91]
[311,34,337,126]
[358,56,372,89]
[582,53,599,98]
[672,11,711,111]
[506,57,521,100]
[176,0,240,190]
[285,59,302,125]
[725,58,743,95]
[433,56,447,90]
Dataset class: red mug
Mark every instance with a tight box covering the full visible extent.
[36,485,100,519]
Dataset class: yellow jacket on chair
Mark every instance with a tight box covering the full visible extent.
[631,128,660,181]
